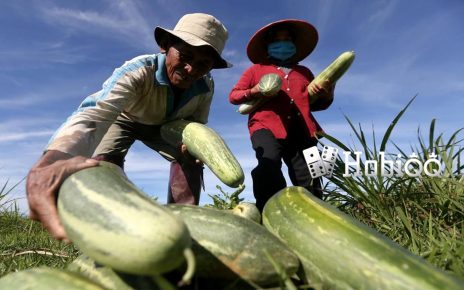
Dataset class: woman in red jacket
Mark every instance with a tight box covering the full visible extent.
[229,19,334,211]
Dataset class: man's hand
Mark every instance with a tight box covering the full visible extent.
[180,144,203,166]
[26,150,99,242]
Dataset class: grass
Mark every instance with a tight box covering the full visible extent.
[321,96,464,277]
[0,182,79,277]
[205,185,245,210]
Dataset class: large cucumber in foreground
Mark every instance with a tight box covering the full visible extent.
[160,119,244,188]
[263,186,464,290]
[58,161,194,281]
[0,267,104,290]
[166,204,300,287]
[308,51,355,104]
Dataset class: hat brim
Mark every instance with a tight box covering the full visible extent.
[247,19,318,64]
[154,27,232,69]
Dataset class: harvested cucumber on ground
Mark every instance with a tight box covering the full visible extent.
[58,161,194,283]
[263,186,464,290]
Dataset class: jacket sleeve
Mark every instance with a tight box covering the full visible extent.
[229,65,256,105]
[311,94,334,112]
[46,63,146,157]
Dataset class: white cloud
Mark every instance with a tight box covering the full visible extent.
[0,68,108,108]
[0,131,54,143]
[367,0,398,26]
[37,0,156,50]
[0,118,58,133]
[0,94,41,107]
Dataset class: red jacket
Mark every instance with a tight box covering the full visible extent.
[229,63,332,139]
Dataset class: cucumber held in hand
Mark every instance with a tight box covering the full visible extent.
[263,186,464,290]
[258,73,282,96]
[237,97,266,115]
[238,73,282,114]
[58,161,195,283]
[160,120,244,188]
[309,51,355,104]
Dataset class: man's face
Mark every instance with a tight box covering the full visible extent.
[165,42,215,89]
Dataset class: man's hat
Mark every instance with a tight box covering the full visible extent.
[247,19,318,64]
[155,13,232,69]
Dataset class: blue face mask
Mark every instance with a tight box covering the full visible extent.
[267,41,296,61]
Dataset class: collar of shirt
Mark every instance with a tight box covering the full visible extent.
[155,53,211,116]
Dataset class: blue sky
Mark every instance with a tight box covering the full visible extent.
[1,0,463,212]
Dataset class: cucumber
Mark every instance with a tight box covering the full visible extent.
[263,186,464,290]
[258,73,282,96]
[160,120,244,188]
[67,255,157,290]
[238,73,281,115]
[57,161,194,282]
[166,204,300,286]
[309,51,355,104]
[230,202,261,223]
[0,267,105,290]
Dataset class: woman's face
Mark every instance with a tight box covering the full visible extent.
[165,42,215,89]
[272,29,293,42]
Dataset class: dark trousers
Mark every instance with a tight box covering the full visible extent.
[92,114,202,205]
[251,128,322,212]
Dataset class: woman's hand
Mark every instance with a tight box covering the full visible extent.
[308,80,334,104]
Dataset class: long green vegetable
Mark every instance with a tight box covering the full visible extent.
[160,119,245,188]
[58,161,194,282]
[309,51,355,104]
[167,204,300,287]
[263,186,464,290]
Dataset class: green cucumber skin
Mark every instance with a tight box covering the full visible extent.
[230,202,262,223]
[58,161,191,276]
[237,98,267,115]
[312,51,355,85]
[258,73,282,96]
[238,73,281,115]
[166,204,300,286]
[308,51,355,104]
[67,255,159,290]
[263,186,464,290]
[0,267,105,290]
[160,120,244,188]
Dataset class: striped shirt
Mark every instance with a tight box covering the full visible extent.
[47,53,214,157]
